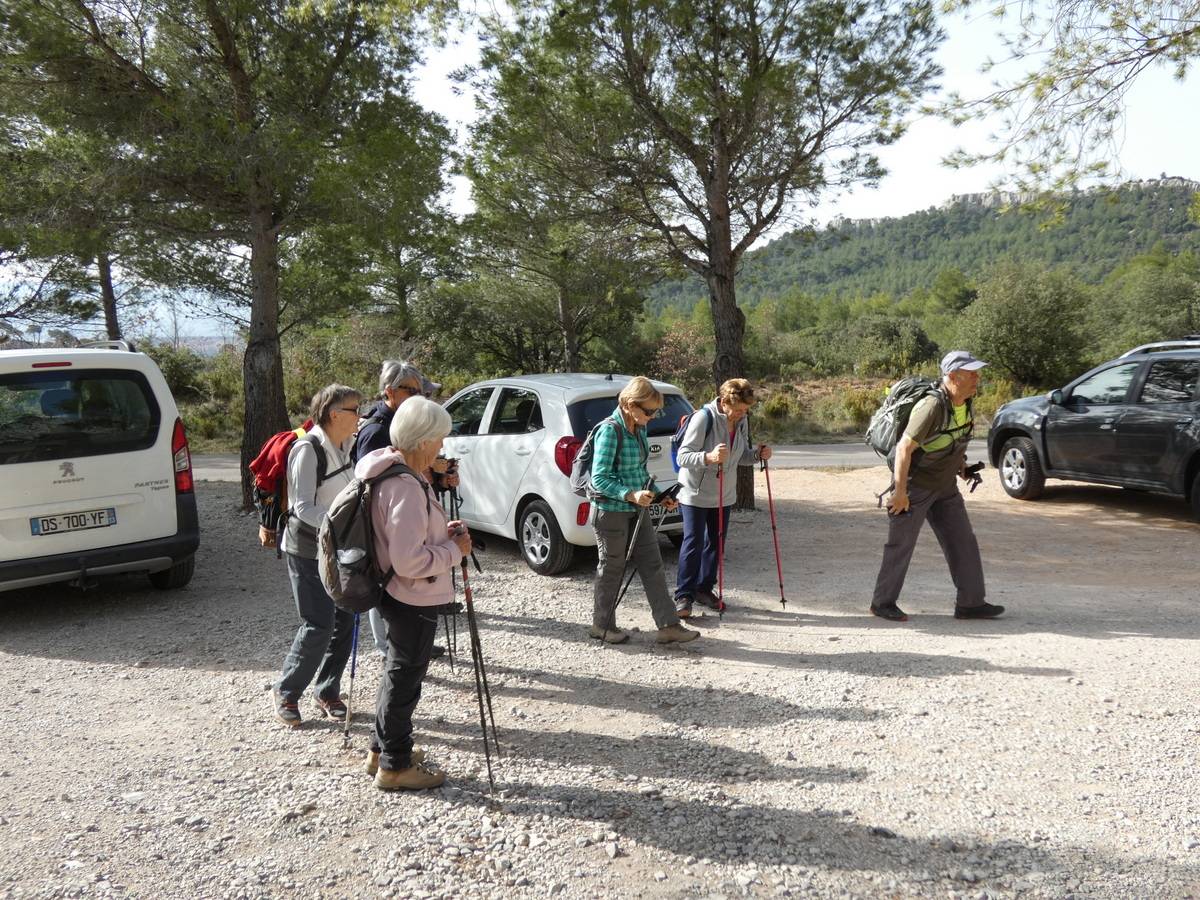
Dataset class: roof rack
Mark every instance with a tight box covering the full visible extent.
[1119,340,1200,358]
[84,339,133,352]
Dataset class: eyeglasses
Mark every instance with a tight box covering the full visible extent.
[337,405,361,415]
[635,403,664,419]
[392,384,422,396]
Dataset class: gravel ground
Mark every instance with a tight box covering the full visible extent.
[1,468,1198,900]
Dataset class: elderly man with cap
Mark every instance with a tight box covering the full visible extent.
[870,350,1004,622]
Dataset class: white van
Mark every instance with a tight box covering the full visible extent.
[0,342,199,592]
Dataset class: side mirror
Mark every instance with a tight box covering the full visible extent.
[1048,390,1064,405]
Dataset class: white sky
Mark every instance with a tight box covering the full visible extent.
[412,8,1200,227]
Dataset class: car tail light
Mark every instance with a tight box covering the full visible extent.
[554,436,583,476]
[172,418,194,493]
[32,361,72,368]
[576,502,590,526]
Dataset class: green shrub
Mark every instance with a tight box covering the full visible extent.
[842,386,882,431]
[760,392,794,420]
[973,376,1019,425]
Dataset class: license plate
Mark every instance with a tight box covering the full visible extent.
[30,507,117,536]
[649,504,671,519]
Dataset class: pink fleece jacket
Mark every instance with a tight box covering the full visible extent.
[355,448,463,607]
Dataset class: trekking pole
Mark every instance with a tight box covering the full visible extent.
[343,612,360,746]
[716,463,727,617]
[609,476,652,622]
[761,456,786,609]
[459,551,500,792]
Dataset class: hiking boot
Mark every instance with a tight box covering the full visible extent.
[375,762,446,791]
[656,623,700,644]
[695,589,724,611]
[315,695,347,721]
[954,602,1005,620]
[870,604,909,622]
[431,644,447,659]
[366,748,425,777]
[675,596,694,618]
[272,687,301,727]
[588,625,630,644]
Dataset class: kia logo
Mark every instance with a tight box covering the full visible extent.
[59,461,76,477]
[650,443,662,453]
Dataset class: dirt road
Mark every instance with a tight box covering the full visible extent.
[1,468,1197,898]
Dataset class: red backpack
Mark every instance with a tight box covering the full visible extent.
[248,420,318,550]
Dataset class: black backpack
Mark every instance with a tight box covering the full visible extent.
[317,463,429,613]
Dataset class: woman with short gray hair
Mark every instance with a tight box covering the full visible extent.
[271,383,361,727]
[354,396,471,790]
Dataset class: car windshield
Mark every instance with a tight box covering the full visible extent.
[567,392,693,438]
[0,369,160,464]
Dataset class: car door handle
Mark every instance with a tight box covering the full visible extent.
[1099,418,1115,430]
[454,447,471,454]
[1176,417,1193,429]
[514,447,532,456]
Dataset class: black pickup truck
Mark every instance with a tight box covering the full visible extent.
[987,340,1200,518]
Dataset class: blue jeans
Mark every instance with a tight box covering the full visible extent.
[276,553,355,702]
[675,503,734,600]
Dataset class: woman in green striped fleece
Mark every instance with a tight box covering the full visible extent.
[589,376,701,646]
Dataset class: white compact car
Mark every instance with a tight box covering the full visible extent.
[441,374,693,574]
[0,342,199,592]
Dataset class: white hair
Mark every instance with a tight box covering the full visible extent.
[388,395,451,452]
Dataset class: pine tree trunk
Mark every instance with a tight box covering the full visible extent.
[96,251,121,340]
[705,211,754,510]
[239,207,289,508]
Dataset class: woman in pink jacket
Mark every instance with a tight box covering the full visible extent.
[354,396,472,791]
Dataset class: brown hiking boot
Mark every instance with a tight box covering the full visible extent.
[375,762,446,791]
[656,623,700,644]
[588,625,629,644]
[365,748,424,777]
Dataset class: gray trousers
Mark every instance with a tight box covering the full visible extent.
[277,553,355,702]
[871,483,986,610]
[593,508,679,631]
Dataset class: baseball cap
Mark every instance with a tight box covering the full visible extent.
[939,350,988,376]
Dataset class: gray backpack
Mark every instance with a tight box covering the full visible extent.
[569,419,625,499]
[318,462,428,613]
[864,376,949,461]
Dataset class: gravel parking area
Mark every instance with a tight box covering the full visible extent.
[1,469,1198,899]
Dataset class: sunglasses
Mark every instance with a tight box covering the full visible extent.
[635,403,664,419]
[337,405,361,415]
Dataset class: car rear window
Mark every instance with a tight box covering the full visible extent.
[0,369,161,464]
[567,392,693,438]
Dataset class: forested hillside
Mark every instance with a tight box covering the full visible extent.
[649,179,1200,313]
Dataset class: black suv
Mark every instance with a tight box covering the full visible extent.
[987,340,1200,518]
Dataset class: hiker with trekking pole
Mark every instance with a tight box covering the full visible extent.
[270,384,361,728]
[352,396,472,790]
[586,377,700,646]
[671,378,773,618]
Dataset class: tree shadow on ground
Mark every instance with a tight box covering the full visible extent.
[417,719,868,788]
[476,611,1073,680]
[424,662,886,728]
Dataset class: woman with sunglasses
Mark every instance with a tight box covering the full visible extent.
[589,376,700,645]
[271,383,363,727]
[672,378,772,617]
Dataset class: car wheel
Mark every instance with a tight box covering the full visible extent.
[1190,475,1200,521]
[149,555,195,590]
[999,436,1045,500]
[518,500,574,575]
